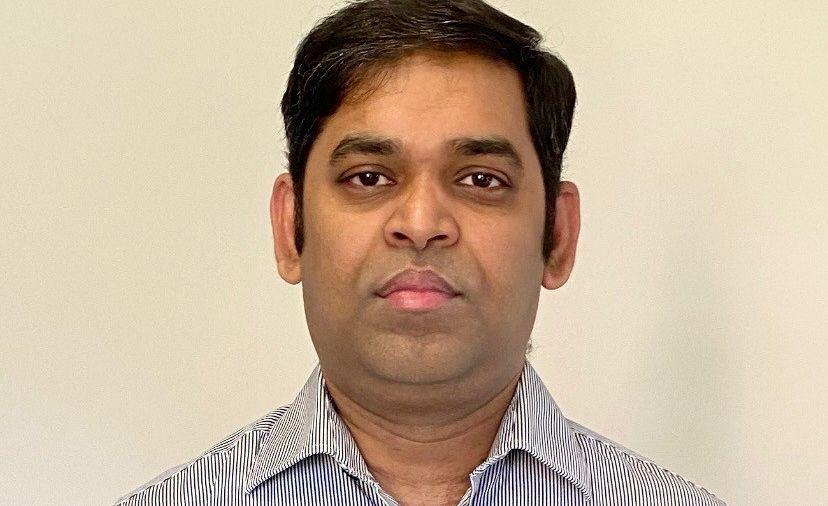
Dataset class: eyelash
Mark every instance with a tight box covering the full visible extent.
[342,171,510,190]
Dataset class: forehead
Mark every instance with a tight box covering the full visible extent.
[315,51,536,159]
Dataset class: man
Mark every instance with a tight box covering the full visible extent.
[115,0,725,504]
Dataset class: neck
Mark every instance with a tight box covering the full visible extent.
[323,366,524,506]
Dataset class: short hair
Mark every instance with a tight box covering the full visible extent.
[281,0,576,261]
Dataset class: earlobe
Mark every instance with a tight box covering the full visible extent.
[541,181,581,290]
[541,254,563,290]
[269,172,302,285]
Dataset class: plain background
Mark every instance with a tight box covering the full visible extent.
[1,0,825,504]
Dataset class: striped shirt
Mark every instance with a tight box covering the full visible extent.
[114,359,726,505]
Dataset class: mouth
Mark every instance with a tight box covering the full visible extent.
[375,267,463,312]
[378,289,461,312]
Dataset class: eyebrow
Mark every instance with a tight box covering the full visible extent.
[450,136,524,172]
[328,133,524,172]
[329,134,402,163]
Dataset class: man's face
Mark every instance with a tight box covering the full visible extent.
[281,52,554,390]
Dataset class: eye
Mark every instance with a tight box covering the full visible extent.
[344,171,394,188]
[458,172,508,189]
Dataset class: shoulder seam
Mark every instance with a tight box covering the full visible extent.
[567,418,652,462]
[566,418,726,504]
[113,407,289,505]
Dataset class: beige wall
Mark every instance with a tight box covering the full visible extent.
[1,1,825,504]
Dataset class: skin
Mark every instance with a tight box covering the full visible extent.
[269,51,580,506]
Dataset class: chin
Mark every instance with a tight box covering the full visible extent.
[359,340,481,386]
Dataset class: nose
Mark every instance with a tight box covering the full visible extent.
[383,175,459,251]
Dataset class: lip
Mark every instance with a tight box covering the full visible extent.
[375,267,462,298]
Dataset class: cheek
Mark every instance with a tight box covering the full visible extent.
[465,206,544,299]
[304,200,380,294]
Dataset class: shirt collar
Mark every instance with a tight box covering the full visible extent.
[484,358,592,500]
[244,362,373,493]
[245,359,592,500]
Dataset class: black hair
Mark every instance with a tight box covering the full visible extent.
[281,0,576,261]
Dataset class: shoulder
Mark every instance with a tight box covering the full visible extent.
[566,418,727,505]
[112,406,290,506]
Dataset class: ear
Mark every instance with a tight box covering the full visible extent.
[269,172,302,285]
[542,181,581,290]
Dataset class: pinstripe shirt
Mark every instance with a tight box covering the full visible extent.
[114,360,726,505]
